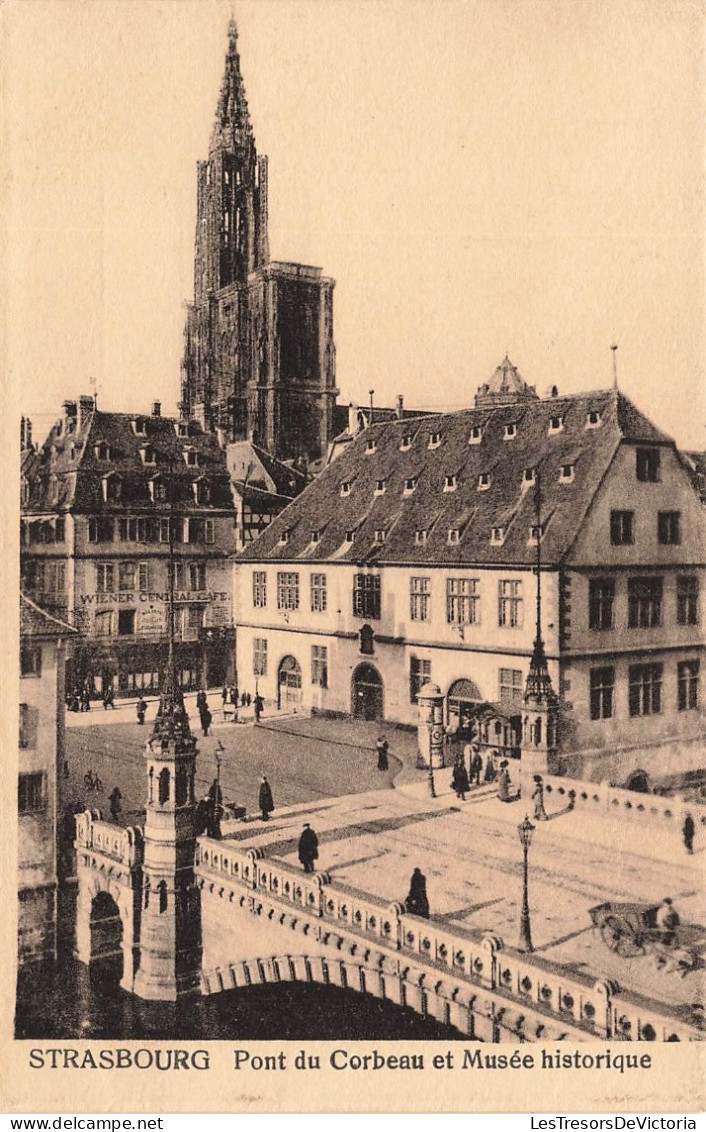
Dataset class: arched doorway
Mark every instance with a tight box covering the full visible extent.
[89,891,123,984]
[447,678,483,736]
[626,769,650,794]
[278,655,302,711]
[352,664,384,721]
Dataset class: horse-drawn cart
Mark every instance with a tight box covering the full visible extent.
[589,902,696,977]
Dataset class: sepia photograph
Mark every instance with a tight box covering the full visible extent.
[5,0,705,1112]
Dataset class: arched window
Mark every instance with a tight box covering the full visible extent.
[157,880,168,914]
[158,768,170,805]
[144,880,150,909]
[534,717,542,746]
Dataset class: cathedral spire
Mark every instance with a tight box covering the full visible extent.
[212,14,252,144]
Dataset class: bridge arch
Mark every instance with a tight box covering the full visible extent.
[75,866,140,992]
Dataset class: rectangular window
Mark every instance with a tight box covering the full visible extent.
[277,571,300,611]
[410,657,431,703]
[117,609,136,635]
[187,604,204,633]
[610,511,634,546]
[628,577,663,629]
[138,562,149,591]
[204,519,215,545]
[353,574,381,619]
[589,578,615,631]
[253,571,267,608]
[94,610,114,637]
[498,580,522,628]
[20,646,42,677]
[119,517,137,542]
[311,573,327,613]
[499,668,524,707]
[18,772,45,815]
[628,663,663,716]
[118,561,136,591]
[678,660,699,711]
[88,517,114,543]
[590,666,615,720]
[96,563,115,593]
[636,447,661,482]
[253,638,267,677]
[311,645,328,688]
[446,578,479,625]
[410,577,430,622]
[159,519,171,543]
[189,562,206,591]
[657,511,681,545]
[677,575,699,626]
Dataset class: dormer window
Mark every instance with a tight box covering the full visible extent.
[528,524,544,544]
[278,530,290,546]
[365,437,377,454]
[102,473,123,504]
[69,445,76,461]
[522,467,536,488]
[478,472,491,491]
[443,474,458,492]
[504,423,517,440]
[586,410,602,429]
[428,431,442,449]
[192,478,210,505]
[491,526,505,545]
[548,415,564,434]
[176,422,190,438]
[447,528,460,545]
[559,463,575,483]
[400,434,413,451]
[374,478,387,495]
[184,448,200,468]
[139,444,155,466]
[469,425,483,445]
[310,529,321,545]
[340,481,352,497]
[149,477,167,502]
[131,418,147,437]
[374,529,387,544]
[345,530,355,544]
[94,442,111,461]
[403,476,418,495]
[414,530,428,545]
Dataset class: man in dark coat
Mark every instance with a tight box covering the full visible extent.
[298,823,319,872]
[470,749,483,786]
[405,868,430,918]
[196,690,207,712]
[253,694,264,724]
[258,776,275,821]
[136,696,146,725]
[109,786,122,821]
[103,686,115,710]
[376,736,389,771]
[199,704,212,737]
[683,812,695,854]
[451,758,470,801]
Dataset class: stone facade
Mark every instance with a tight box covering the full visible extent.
[180,21,338,463]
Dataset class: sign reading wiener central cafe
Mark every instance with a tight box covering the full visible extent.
[77,590,231,605]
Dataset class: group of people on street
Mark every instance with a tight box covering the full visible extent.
[66,681,94,713]
[221,686,265,723]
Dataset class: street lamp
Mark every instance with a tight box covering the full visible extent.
[427,757,436,799]
[517,814,535,952]
[214,740,224,790]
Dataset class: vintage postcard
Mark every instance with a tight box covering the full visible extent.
[2,0,705,1116]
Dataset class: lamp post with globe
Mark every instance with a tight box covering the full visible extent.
[518,815,535,952]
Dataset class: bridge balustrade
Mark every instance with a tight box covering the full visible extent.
[74,810,144,868]
[195,836,701,1042]
[542,774,706,830]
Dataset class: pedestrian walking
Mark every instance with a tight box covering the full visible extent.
[241,691,247,708]
[298,823,319,873]
[451,758,470,800]
[109,786,122,821]
[102,686,115,710]
[80,687,91,712]
[196,690,207,712]
[404,867,430,919]
[497,760,511,802]
[253,693,263,724]
[470,748,483,786]
[199,704,212,737]
[484,752,497,784]
[532,774,547,820]
[376,736,389,771]
[258,775,275,821]
[245,692,252,708]
[683,812,695,854]
[221,685,228,705]
[136,695,147,725]
[68,688,80,713]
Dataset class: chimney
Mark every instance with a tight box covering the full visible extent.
[544,385,559,399]
[396,395,404,419]
[78,394,94,431]
[152,400,161,418]
[348,403,358,435]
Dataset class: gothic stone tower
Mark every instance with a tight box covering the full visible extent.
[181,19,338,463]
[132,663,202,1002]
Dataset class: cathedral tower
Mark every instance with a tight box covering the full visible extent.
[181,18,338,462]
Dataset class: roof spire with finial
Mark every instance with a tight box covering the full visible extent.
[212,11,252,146]
[151,462,192,743]
[524,473,558,706]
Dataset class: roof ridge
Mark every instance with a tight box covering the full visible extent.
[20,592,79,635]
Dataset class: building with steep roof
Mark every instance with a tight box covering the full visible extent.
[180,19,338,464]
[19,595,78,965]
[20,398,235,697]
[226,438,308,551]
[234,370,705,785]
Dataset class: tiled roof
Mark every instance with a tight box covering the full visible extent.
[20,593,78,639]
[237,389,674,568]
[22,409,233,514]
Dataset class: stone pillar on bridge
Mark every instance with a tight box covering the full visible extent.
[132,672,202,1002]
[416,682,445,769]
